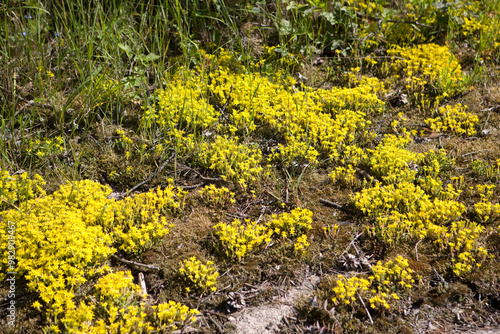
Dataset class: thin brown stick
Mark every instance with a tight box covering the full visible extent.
[138,272,148,296]
[462,149,492,157]
[357,292,374,325]
[179,182,205,190]
[178,164,223,182]
[16,96,54,115]
[483,112,491,130]
[355,167,378,183]
[319,198,352,213]
[127,152,176,195]
[415,239,423,261]
[340,232,364,257]
[433,268,446,285]
[111,254,160,271]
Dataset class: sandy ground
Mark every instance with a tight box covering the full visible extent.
[226,274,320,334]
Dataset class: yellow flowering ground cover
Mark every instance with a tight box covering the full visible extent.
[332,256,414,311]
[424,104,479,136]
[2,1,500,331]
[0,173,194,332]
[178,257,219,293]
[386,43,465,110]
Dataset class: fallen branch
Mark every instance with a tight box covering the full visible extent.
[16,96,54,115]
[415,239,423,262]
[319,198,352,213]
[462,149,492,157]
[206,313,224,333]
[127,152,176,196]
[433,268,446,284]
[357,292,374,325]
[355,167,378,183]
[111,254,160,272]
[138,272,148,296]
[340,232,364,257]
[179,182,205,190]
[255,206,267,223]
[483,112,491,130]
[179,164,223,182]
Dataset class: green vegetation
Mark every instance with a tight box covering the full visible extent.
[1,0,500,333]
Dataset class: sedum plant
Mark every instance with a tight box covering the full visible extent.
[199,184,236,208]
[213,219,273,261]
[424,104,479,136]
[387,43,464,109]
[331,256,414,311]
[0,170,46,210]
[178,257,219,293]
[0,174,184,329]
[198,136,264,189]
[61,271,199,334]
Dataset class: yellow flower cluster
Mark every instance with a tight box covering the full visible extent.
[450,0,500,58]
[368,293,395,310]
[355,153,485,276]
[198,136,264,188]
[332,256,413,311]
[115,129,134,155]
[208,66,381,167]
[361,185,466,245]
[353,181,428,216]
[434,220,483,255]
[433,220,488,276]
[387,44,464,108]
[0,177,183,323]
[141,59,384,187]
[142,69,217,131]
[54,181,182,255]
[61,271,199,333]
[178,257,219,293]
[110,190,179,255]
[322,74,386,113]
[267,208,313,254]
[367,132,420,183]
[199,184,236,208]
[210,47,245,71]
[329,164,357,186]
[95,271,143,301]
[474,184,500,223]
[369,256,414,291]
[293,234,310,254]
[351,136,483,261]
[425,104,479,136]
[151,300,200,333]
[337,145,368,166]
[258,45,299,70]
[476,184,496,199]
[24,136,65,160]
[269,139,319,170]
[331,275,371,306]
[470,159,500,181]
[213,219,273,261]
[0,183,116,318]
[268,207,313,239]
[92,76,120,94]
[0,170,46,210]
[419,149,455,178]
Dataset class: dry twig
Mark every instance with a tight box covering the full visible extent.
[111,254,160,272]
[357,292,374,325]
[127,152,176,196]
[319,198,352,213]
